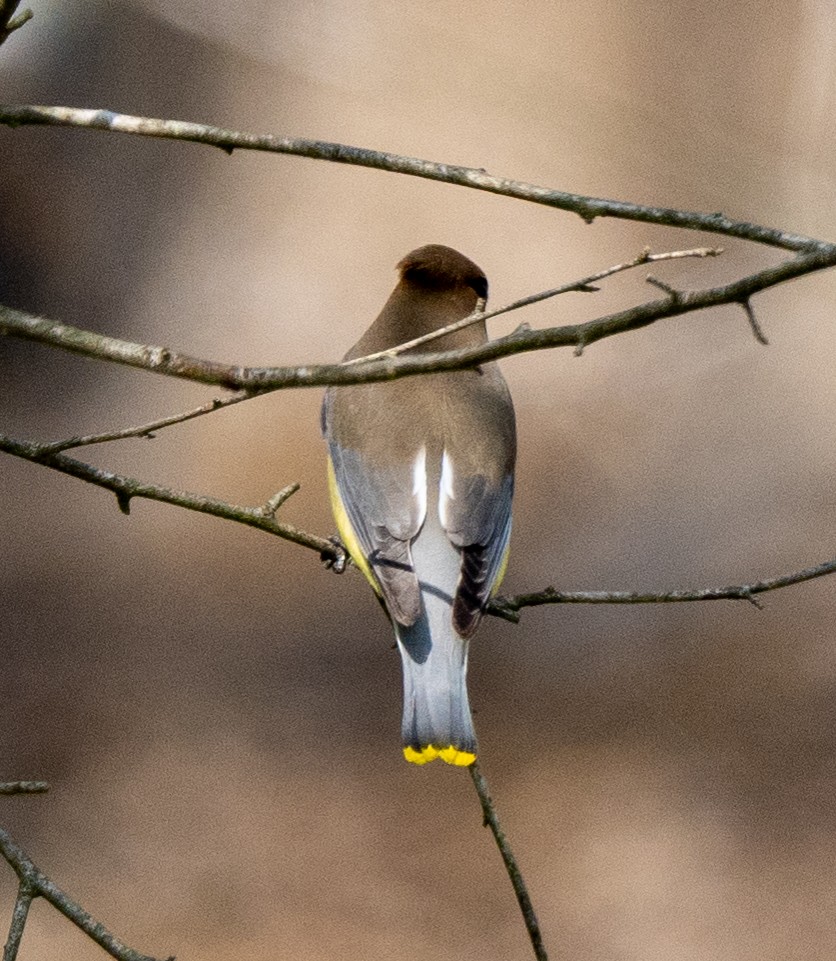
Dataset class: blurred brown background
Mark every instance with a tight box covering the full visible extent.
[2,1,836,958]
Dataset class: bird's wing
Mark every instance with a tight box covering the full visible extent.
[325,429,425,628]
[441,464,514,637]
[438,366,516,636]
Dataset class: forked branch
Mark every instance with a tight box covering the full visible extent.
[0,820,171,961]
[3,18,836,961]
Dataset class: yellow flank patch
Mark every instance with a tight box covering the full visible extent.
[326,456,379,593]
[491,541,511,596]
[403,745,477,767]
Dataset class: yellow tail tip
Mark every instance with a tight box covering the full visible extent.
[403,745,476,767]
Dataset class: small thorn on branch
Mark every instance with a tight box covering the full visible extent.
[740,299,769,345]
[116,491,132,515]
[740,588,764,609]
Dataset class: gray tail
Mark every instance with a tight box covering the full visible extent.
[394,596,476,766]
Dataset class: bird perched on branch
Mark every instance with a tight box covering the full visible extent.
[322,245,516,765]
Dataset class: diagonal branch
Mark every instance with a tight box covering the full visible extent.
[3,879,34,961]
[3,248,835,393]
[469,762,548,961]
[0,103,832,254]
[0,2,32,47]
[0,431,338,559]
[0,826,171,961]
[345,246,723,365]
[38,390,255,454]
[4,426,835,610]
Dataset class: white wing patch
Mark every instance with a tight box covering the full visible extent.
[412,446,428,527]
[439,449,455,528]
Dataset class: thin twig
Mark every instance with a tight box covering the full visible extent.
[38,390,254,454]
[260,483,302,516]
[0,827,170,961]
[490,555,836,620]
[0,431,337,559]
[0,103,829,253]
[469,762,548,961]
[0,783,49,796]
[645,274,681,300]
[2,249,833,393]
[740,299,769,345]
[3,426,836,605]
[345,246,723,365]
[3,881,34,961]
[0,2,32,47]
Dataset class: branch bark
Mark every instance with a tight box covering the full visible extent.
[0,103,832,254]
[4,426,834,614]
[469,762,548,961]
[0,2,32,47]
[3,56,836,961]
[0,784,49,797]
[0,826,171,961]
[0,431,337,557]
[3,248,835,394]
[490,555,836,620]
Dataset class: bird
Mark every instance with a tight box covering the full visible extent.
[322,245,516,765]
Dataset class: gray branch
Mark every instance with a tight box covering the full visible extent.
[0,2,32,47]
[3,427,834,611]
[2,248,835,394]
[0,826,171,961]
[0,103,831,254]
[0,784,49,796]
[38,390,255,455]
[4,49,836,961]
[491,555,836,620]
[469,762,548,961]
[0,431,338,559]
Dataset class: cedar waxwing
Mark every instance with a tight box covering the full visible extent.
[322,245,516,765]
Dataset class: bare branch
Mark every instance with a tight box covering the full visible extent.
[490,556,836,621]
[38,390,255,454]
[260,483,302,516]
[346,246,723,365]
[645,274,682,301]
[8,420,835,615]
[740,298,769,345]
[0,826,171,961]
[6,418,836,607]
[3,880,34,961]
[0,431,338,560]
[0,783,49,796]
[0,103,830,253]
[0,2,32,47]
[3,249,834,395]
[469,763,548,961]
